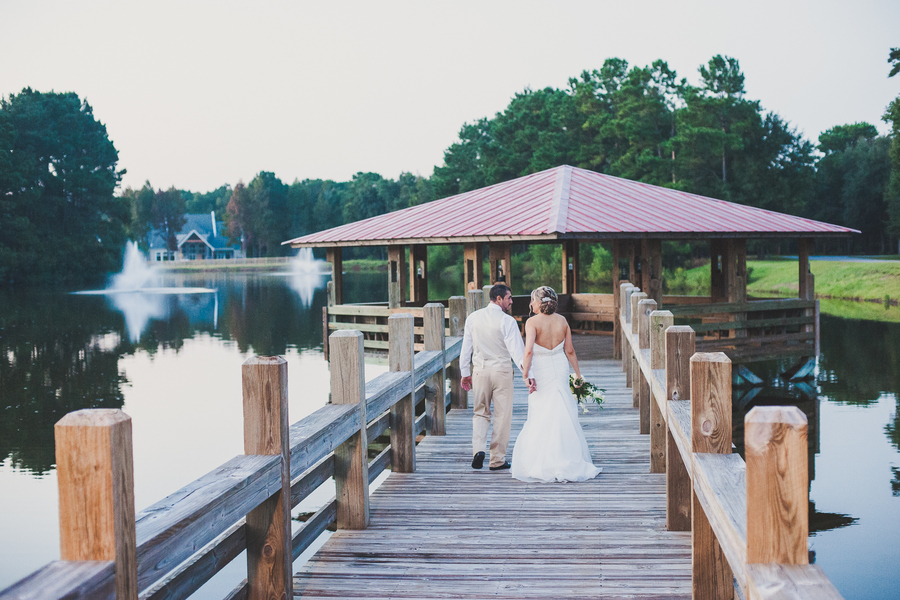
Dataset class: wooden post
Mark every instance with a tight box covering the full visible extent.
[620,283,635,373]
[629,291,647,403]
[710,239,728,304]
[482,284,493,303]
[729,239,747,338]
[642,238,662,306]
[409,244,428,305]
[326,247,343,305]
[389,314,415,473]
[799,238,816,345]
[649,310,673,473]
[449,296,467,409]
[322,305,329,361]
[745,406,809,565]
[562,239,578,294]
[488,242,512,287]
[387,245,406,309]
[424,303,446,435]
[55,409,137,600]
[463,242,483,294]
[637,299,656,434]
[330,331,369,529]
[467,288,484,315]
[612,242,623,360]
[666,326,694,532]
[242,357,292,600]
[690,352,733,600]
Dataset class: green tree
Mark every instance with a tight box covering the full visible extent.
[184,185,232,221]
[152,187,187,252]
[0,88,128,286]
[884,48,900,245]
[122,182,155,249]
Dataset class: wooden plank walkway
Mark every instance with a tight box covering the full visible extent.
[294,352,691,599]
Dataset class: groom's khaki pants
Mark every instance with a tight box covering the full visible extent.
[472,364,513,468]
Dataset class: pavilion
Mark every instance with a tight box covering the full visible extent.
[285,165,856,362]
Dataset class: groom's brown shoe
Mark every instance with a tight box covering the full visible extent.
[471,452,485,469]
[490,461,512,471]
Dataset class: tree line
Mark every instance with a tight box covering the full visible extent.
[2,52,899,285]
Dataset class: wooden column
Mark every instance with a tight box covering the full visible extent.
[637,298,656,434]
[424,303,446,435]
[641,238,662,306]
[482,284,493,303]
[242,357,292,600]
[710,239,728,304]
[488,242,512,287]
[467,288,484,315]
[463,242,483,294]
[562,239,578,294]
[409,244,428,305]
[612,241,623,360]
[55,409,137,600]
[387,245,406,309]
[798,238,815,301]
[745,406,809,565]
[629,291,647,402]
[666,326,694,532]
[330,330,369,529]
[620,283,635,374]
[690,352,733,600]
[326,247,343,305]
[448,296,467,409]
[649,310,673,473]
[729,239,747,339]
[389,314,415,473]
[627,240,639,292]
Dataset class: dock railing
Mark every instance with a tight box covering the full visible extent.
[619,281,842,600]
[1,304,462,600]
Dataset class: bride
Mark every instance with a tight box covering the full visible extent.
[511,286,601,483]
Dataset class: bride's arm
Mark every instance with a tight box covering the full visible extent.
[563,320,583,383]
[522,319,536,384]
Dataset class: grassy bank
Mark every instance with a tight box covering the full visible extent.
[746,259,900,303]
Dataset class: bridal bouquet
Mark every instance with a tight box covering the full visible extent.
[569,375,605,413]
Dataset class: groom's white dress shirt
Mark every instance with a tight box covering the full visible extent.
[460,302,525,377]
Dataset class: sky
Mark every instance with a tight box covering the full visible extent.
[2,0,899,194]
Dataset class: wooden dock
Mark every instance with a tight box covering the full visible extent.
[294,353,692,599]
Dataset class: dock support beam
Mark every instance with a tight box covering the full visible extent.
[649,310,673,473]
[665,326,694,531]
[330,331,370,529]
[488,242,512,287]
[424,303,446,435]
[449,296,467,409]
[463,242,483,294]
[388,245,406,309]
[55,409,137,600]
[409,244,428,305]
[562,239,578,294]
[690,352,734,600]
[389,314,416,473]
[242,356,292,600]
[326,248,343,305]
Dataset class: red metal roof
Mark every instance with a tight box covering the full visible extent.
[285,166,857,247]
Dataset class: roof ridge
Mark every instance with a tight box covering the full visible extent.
[547,165,572,233]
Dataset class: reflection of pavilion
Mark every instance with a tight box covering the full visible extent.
[286,165,857,364]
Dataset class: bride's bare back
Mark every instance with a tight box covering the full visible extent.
[529,313,569,349]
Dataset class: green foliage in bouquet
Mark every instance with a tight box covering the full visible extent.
[569,375,605,413]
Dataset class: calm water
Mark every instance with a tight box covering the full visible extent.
[1,271,899,599]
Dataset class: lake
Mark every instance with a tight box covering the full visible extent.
[1,269,898,599]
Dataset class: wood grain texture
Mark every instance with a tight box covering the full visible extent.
[666,426,691,532]
[424,303,447,435]
[55,409,137,600]
[746,564,843,600]
[630,292,648,335]
[389,315,415,474]
[387,245,405,309]
[745,406,809,565]
[463,243,483,294]
[692,490,735,600]
[241,357,292,600]
[665,327,694,403]
[0,561,114,600]
[650,311,674,370]
[325,249,342,305]
[466,288,483,315]
[294,358,692,599]
[330,331,369,530]
[690,353,732,454]
[638,299,656,350]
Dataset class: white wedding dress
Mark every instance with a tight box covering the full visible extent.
[511,340,601,483]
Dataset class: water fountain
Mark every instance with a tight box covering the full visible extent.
[282,248,328,307]
[75,242,216,341]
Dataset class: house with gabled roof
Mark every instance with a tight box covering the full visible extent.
[148,212,244,261]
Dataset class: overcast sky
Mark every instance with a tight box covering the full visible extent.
[2,1,898,193]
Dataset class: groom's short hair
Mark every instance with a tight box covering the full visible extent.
[489,284,512,302]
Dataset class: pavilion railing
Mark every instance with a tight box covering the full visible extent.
[0,306,461,600]
[618,281,843,600]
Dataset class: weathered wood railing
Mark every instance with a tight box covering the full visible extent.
[1,304,462,600]
[619,282,842,600]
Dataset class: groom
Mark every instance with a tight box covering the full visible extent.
[460,284,534,470]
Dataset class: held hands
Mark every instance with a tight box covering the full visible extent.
[524,377,536,393]
[461,376,473,392]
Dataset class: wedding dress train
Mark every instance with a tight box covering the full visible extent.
[511,340,601,483]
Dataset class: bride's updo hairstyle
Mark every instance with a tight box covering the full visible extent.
[531,286,558,315]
